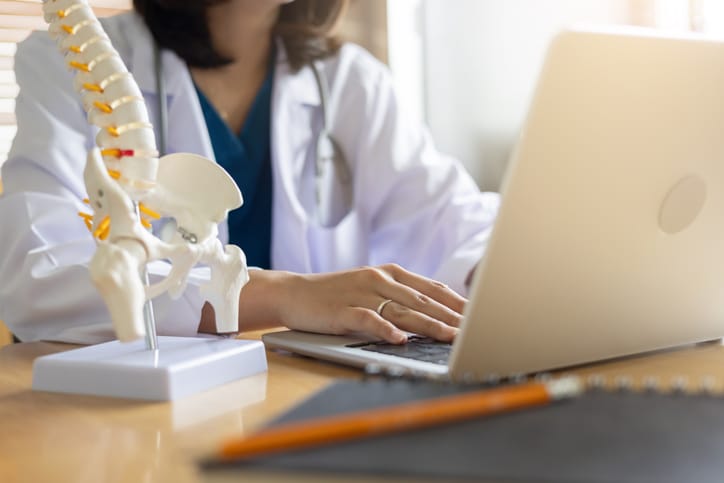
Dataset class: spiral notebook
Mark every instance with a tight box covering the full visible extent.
[203,377,724,483]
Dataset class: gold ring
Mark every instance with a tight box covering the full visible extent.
[375,299,393,316]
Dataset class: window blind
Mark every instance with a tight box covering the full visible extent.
[0,0,130,165]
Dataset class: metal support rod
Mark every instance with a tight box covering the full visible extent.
[135,203,158,351]
[141,267,158,351]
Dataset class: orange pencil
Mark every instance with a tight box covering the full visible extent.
[219,376,582,461]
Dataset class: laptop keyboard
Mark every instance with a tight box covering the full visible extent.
[348,335,452,365]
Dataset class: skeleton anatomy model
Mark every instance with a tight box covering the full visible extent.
[41,0,249,342]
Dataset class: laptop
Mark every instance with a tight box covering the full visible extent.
[263,27,724,381]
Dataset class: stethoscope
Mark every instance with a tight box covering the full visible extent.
[153,43,353,228]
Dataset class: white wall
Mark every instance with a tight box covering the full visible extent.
[387,0,426,124]
[390,0,643,190]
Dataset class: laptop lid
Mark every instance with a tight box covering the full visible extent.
[449,27,724,379]
[264,27,724,381]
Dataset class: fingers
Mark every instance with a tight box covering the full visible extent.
[336,300,458,344]
[347,265,467,343]
[338,307,408,344]
[380,263,467,315]
[357,264,465,328]
[343,304,457,345]
[378,301,458,342]
[377,282,463,328]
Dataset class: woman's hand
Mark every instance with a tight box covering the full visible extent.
[210,264,467,344]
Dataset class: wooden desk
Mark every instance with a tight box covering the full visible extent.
[3,337,724,483]
[0,334,358,483]
[0,321,12,347]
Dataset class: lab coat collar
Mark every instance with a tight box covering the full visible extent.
[274,39,321,107]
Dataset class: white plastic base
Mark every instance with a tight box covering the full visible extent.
[32,336,268,401]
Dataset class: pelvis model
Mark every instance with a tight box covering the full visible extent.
[41,0,248,341]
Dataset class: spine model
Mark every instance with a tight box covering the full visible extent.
[42,0,248,341]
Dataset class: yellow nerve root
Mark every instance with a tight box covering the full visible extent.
[93,216,111,240]
[138,202,160,219]
[68,61,89,72]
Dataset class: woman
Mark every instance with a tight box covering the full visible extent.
[0,0,499,344]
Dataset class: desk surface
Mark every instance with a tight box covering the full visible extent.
[0,332,359,483]
[3,335,724,483]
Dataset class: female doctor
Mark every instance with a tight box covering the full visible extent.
[0,0,499,344]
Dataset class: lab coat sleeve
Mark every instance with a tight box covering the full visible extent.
[0,33,208,343]
[333,45,500,295]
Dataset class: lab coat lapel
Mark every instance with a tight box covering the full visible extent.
[270,46,319,272]
[129,38,215,161]
[164,62,216,162]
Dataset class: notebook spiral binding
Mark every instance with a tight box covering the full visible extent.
[363,363,722,395]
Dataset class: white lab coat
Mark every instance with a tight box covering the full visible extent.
[0,13,499,343]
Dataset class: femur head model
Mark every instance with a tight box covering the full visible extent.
[42,0,248,342]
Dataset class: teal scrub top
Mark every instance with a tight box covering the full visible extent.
[195,67,274,269]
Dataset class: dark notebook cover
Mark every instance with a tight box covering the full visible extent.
[203,379,724,482]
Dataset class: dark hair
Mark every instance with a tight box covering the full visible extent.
[132,0,349,71]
